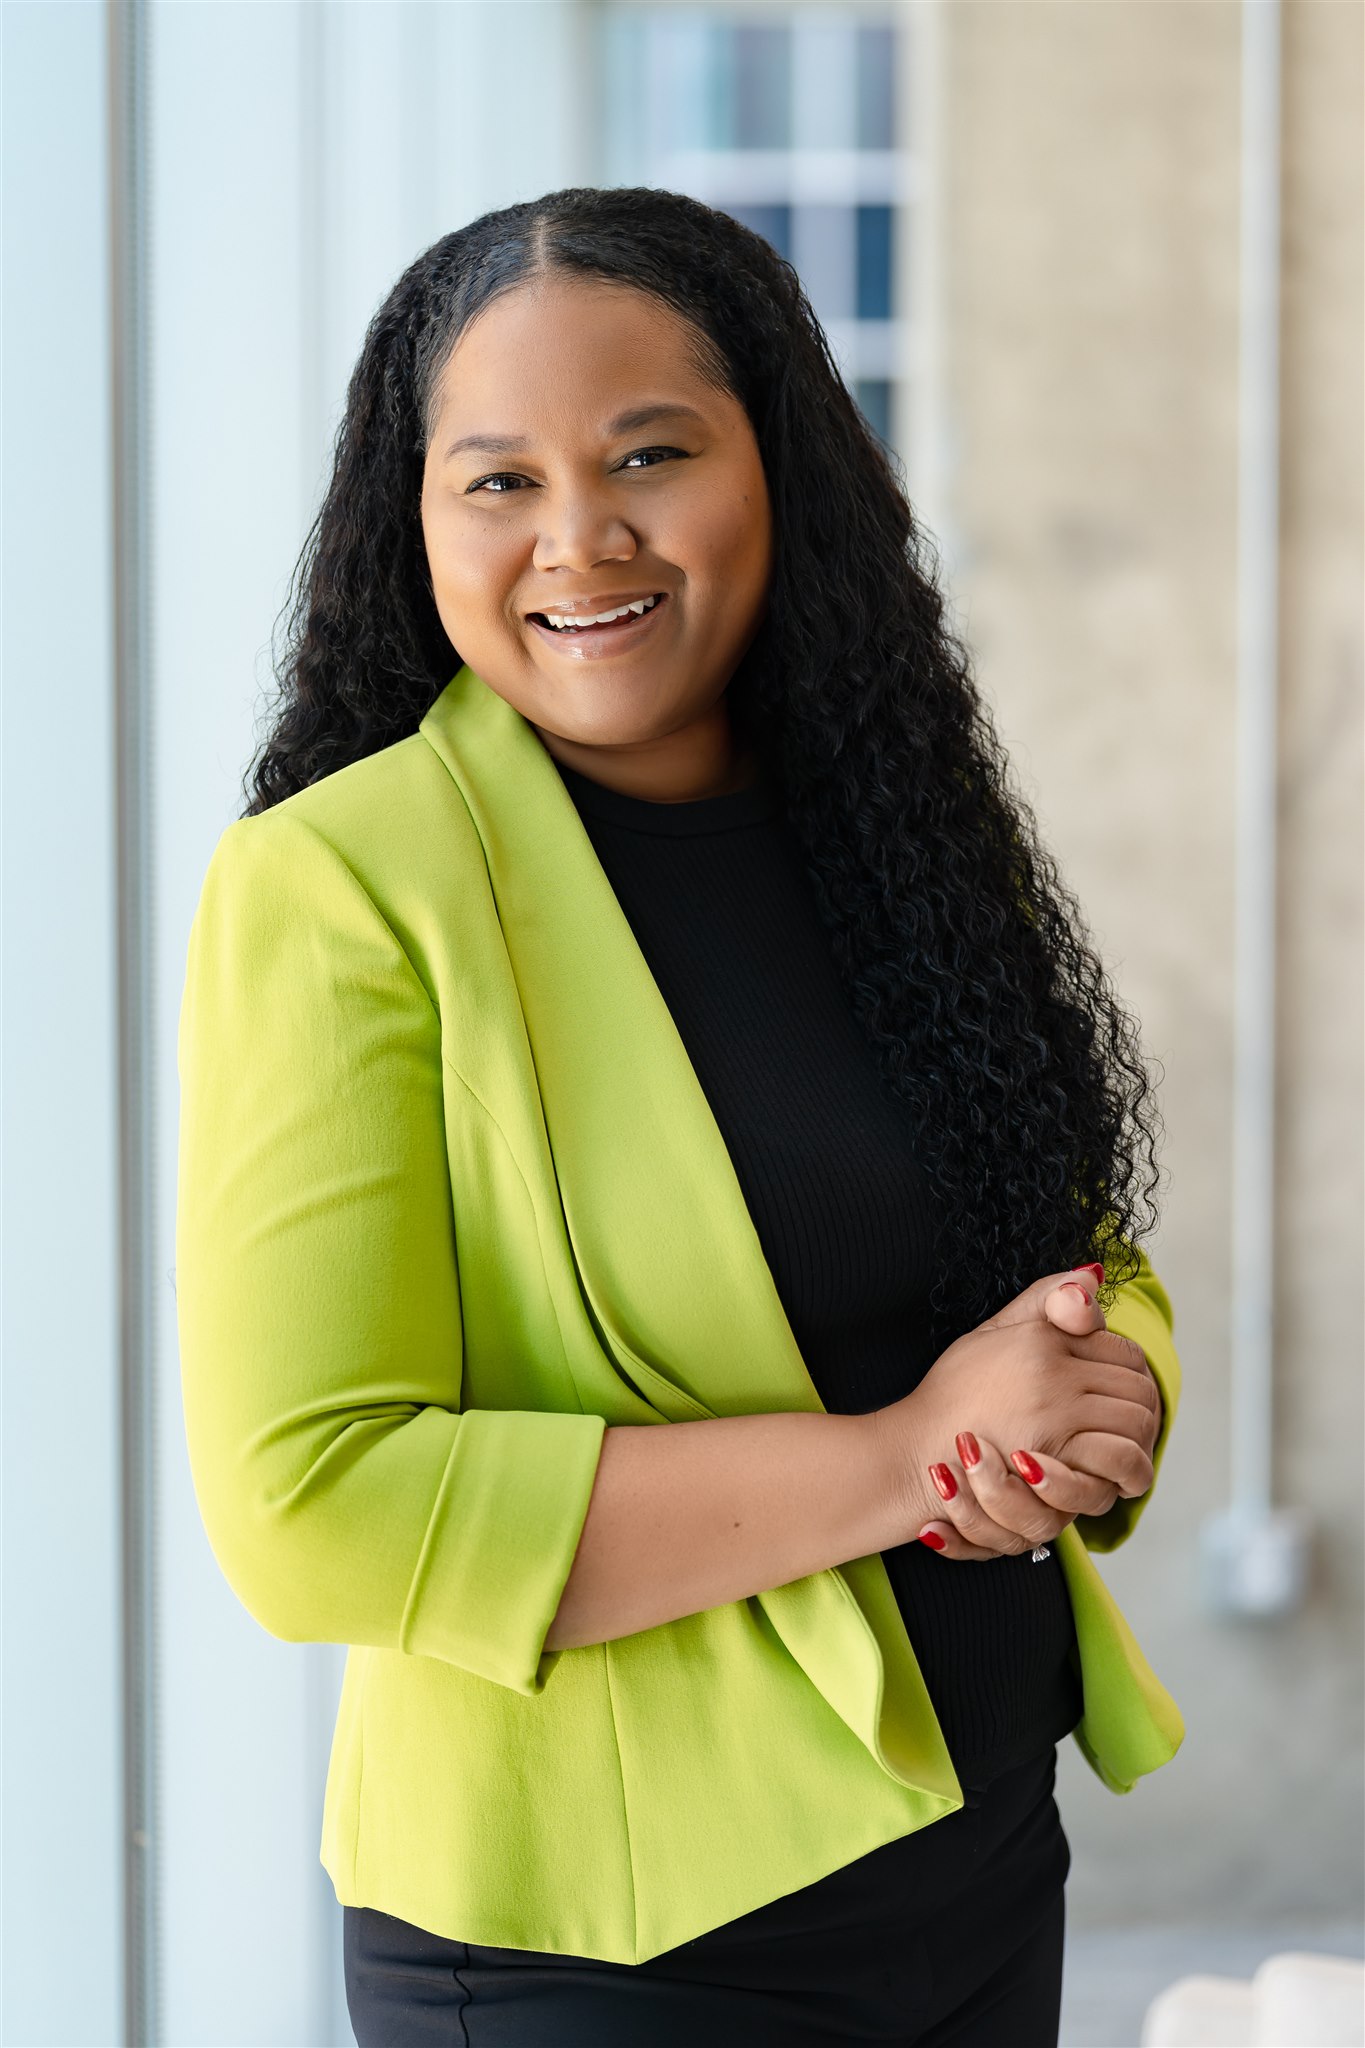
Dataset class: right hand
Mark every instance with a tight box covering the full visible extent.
[873,1267,1160,1549]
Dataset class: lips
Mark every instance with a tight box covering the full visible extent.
[527,592,671,656]
[533,609,644,635]
[529,591,662,627]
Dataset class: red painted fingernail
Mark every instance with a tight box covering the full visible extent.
[956,1432,981,1468]
[1061,1282,1090,1306]
[929,1462,957,1501]
[919,1530,947,1550]
[1074,1263,1105,1282]
[1011,1450,1045,1484]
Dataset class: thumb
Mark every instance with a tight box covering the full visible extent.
[981,1263,1105,1332]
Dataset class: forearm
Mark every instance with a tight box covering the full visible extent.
[544,1408,906,1651]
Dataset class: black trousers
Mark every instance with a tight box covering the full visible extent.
[344,1743,1071,2046]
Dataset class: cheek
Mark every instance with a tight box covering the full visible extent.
[686,479,771,592]
[424,510,512,616]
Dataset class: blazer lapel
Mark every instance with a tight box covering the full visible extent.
[419,661,830,1427]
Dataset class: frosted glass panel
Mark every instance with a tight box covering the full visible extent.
[856,202,894,320]
[730,23,791,148]
[856,23,897,149]
[727,200,793,263]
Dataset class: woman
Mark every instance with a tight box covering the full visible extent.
[176,187,1183,2046]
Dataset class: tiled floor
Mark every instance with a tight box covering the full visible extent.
[1059,1920,1365,2047]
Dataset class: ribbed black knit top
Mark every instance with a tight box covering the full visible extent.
[553,749,1084,1792]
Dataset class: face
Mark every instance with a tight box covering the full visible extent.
[419,273,774,798]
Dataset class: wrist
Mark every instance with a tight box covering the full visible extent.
[865,1399,938,1547]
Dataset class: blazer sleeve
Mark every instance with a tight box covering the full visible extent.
[1071,1235,1181,1554]
[175,808,607,1695]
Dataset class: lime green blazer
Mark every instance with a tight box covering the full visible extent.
[176,661,1185,1966]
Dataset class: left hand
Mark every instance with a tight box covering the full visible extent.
[916,1273,1161,1561]
[916,1431,1117,1560]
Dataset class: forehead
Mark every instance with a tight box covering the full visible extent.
[429,276,722,422]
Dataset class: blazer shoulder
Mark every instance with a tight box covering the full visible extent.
[198,729,493,1025]
[221,730,485,914]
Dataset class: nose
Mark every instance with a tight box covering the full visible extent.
[531,488,640,576]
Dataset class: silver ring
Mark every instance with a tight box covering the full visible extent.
[1030,1544,1051,1563]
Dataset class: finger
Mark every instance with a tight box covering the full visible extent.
[1055,1343,1163,1437]
[1080,1334,1162,1436]
[1004,1444,1120,1520]
[952,1433,1071,1546]
[1055,1394,1161,1468]
[982,1264,1106,1332]
[921,1443,1043,1558]
[1043,1279,1108,1338]
[1054,1429,1156,1501]
[916,1517,1002,1562]
[919,1451,1011,1558]
[1068,1328,1158,1384]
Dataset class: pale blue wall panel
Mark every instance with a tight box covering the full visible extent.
[1,3,123,2042]
[148,3,346,2040]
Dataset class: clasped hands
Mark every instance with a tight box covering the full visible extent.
[901,1263,1165,1563]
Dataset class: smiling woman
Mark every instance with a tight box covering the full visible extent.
[179,185,1181,2048]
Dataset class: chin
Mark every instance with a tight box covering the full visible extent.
[534,683,683,742]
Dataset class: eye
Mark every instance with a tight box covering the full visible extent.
[620,445,686,469]
[465,446,687,495]
[466,472,529,496]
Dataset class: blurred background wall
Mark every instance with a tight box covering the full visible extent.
[3,3,1360,2044]
[943,0,1364,1950]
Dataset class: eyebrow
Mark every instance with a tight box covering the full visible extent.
[441,402,709,463]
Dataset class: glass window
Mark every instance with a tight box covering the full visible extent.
[855,23,897,150]
[727,201,793,266]
[853,377,894,450]
[664,15,726,153]
[793,202,855,322]
[729,23,792,148]
[855,203,894,321]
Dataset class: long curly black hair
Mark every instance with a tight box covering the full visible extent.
[243,184,1162,1347]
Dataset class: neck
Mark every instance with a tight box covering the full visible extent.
[531,706,760,804]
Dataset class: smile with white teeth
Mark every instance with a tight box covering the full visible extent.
[537,595,661,630]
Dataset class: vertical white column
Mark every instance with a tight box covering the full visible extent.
[1197,0,1309,1620]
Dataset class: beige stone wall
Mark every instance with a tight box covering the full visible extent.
[932,0,1363,1923]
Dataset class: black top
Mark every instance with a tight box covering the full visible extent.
[552,751,1084,1791]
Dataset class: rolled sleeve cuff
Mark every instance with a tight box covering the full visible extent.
[401,1407,608,1692]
